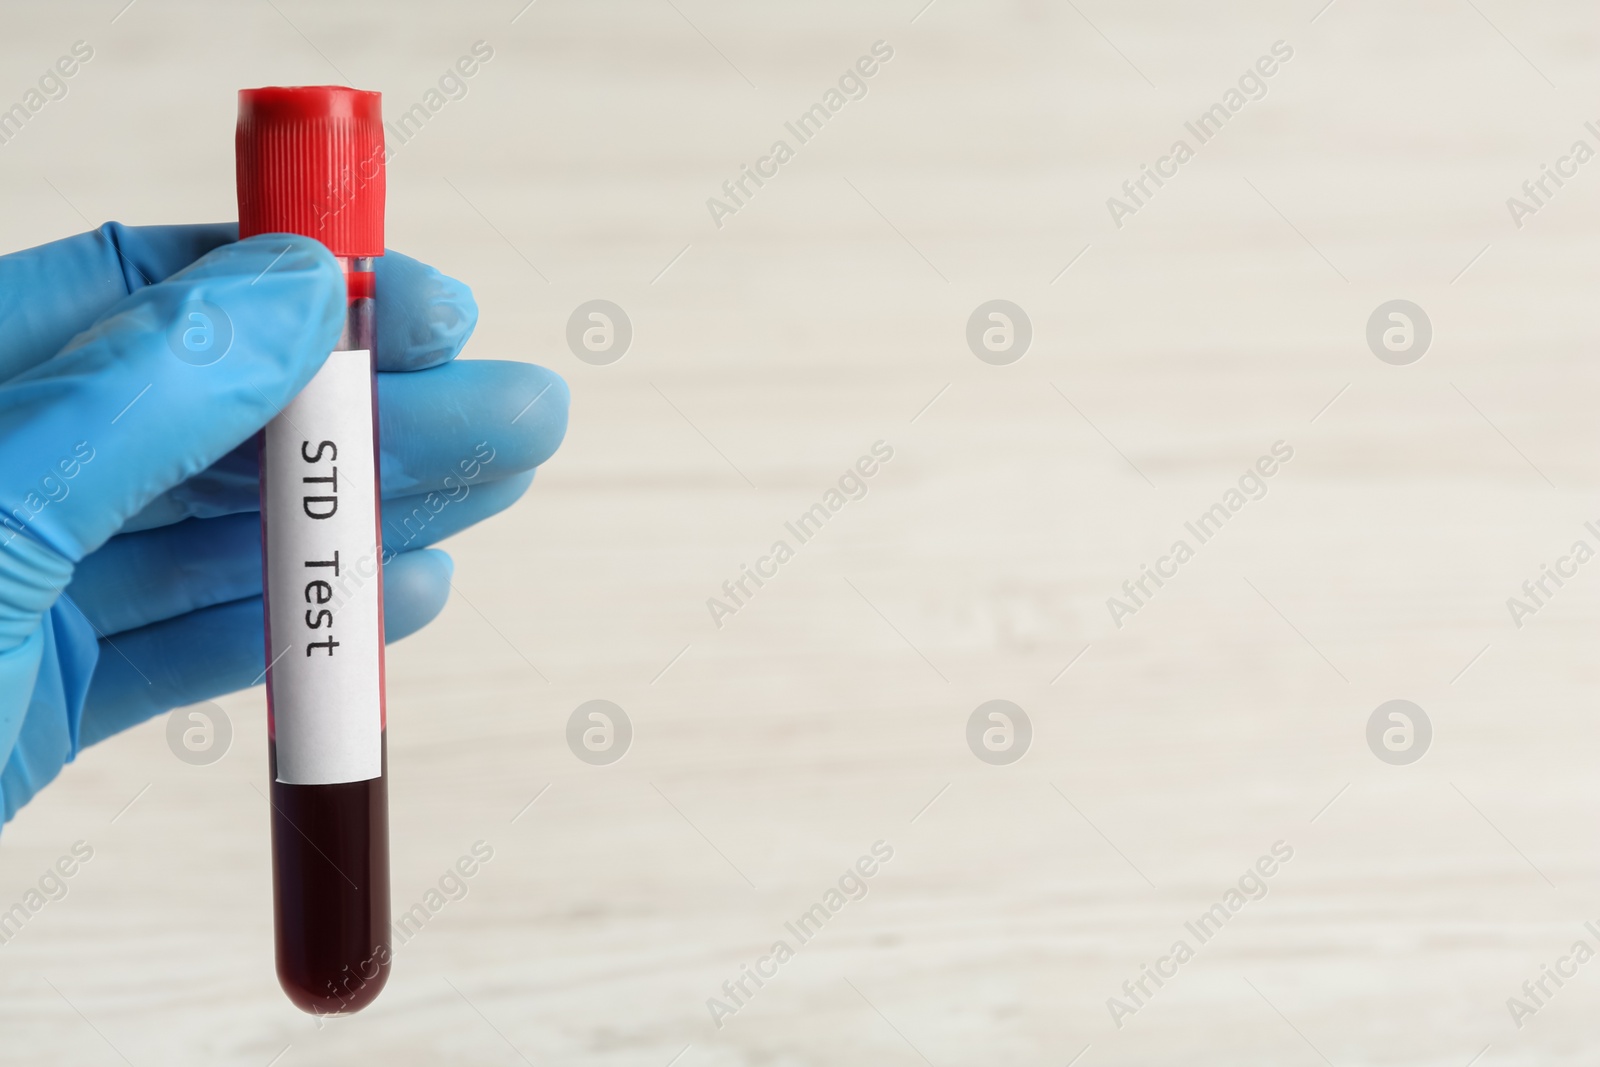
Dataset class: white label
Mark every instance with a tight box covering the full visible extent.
[263,349,383,785]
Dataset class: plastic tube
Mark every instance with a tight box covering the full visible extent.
[237,85,391,1015]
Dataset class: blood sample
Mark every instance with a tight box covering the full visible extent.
[237,85,391,1015]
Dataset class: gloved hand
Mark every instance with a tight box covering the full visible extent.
[0,223,568,824]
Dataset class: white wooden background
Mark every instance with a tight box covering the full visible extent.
[3,1,1600,1064]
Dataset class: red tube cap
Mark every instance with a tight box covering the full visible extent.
[236,86,385,257]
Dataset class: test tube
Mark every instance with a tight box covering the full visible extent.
[237,85,391,1015]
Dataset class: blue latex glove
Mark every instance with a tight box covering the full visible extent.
[0,223,569,824]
